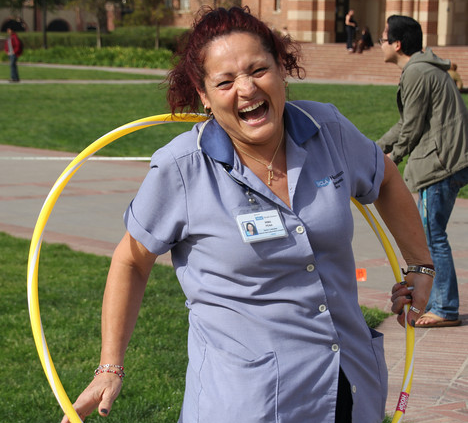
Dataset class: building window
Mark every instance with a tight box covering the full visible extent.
[275,0,280,12]
[180,0,189,11]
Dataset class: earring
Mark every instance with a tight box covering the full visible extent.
[203,105,212,116]
[284,80,289,88]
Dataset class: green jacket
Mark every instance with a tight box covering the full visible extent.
[377,48,468,192]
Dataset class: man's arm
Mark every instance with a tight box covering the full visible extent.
[386,69,429,163]
[376,118,402,155]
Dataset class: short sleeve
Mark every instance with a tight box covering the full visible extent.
[334,105,385,204]
[124,147,189,255]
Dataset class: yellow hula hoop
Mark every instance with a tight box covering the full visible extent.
[27,114,414,423]
[27,113,206,423]
[351,198,415,423]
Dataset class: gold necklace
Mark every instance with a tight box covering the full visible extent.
[233,136,283,186]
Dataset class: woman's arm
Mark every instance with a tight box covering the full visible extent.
[61,231,157,422]
[374,155,433,327]
[100,231,156,364]
[345,13,356,27]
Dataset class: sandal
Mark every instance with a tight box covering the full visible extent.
[415,312,461,328]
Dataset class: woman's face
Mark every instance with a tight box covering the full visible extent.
[197,32,286,148]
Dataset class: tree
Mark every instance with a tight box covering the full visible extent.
[32,0,67,48]
[119,0,170,49]
[0,0,25,33]
[0,0,23,10]
[39,0,68,48]
[67,0,121,48]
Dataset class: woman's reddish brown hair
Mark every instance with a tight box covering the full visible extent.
[165,6,305,114]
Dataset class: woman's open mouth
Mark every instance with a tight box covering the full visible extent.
[238,101,269,122]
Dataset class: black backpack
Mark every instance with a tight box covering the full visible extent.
[17,37,23,55]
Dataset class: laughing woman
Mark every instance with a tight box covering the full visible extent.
[62,6,432,423]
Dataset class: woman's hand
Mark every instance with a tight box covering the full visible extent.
[391,272,432,328]
[60,373,122,422]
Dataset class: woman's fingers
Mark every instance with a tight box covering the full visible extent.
[391,272,432,328]
[60,374,123,422]
[97,379,122,417]
[391,282,416,327]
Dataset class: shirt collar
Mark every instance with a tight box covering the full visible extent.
[198,101,321,166]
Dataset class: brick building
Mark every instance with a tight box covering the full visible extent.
[1,0,467,48]
[167,0,468,47]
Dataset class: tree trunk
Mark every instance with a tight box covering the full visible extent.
[154,23,160,49]
[96,5,108,49]
[96,21,102,48]
[42,2,47,49]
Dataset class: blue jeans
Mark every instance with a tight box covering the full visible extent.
[418,167,468,320]
[9,54,19,81]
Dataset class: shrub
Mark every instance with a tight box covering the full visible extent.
[11,26,188,52]
[4,46,174,69]
[104,26,188,51]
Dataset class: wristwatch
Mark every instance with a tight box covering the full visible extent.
[403,265,436,278]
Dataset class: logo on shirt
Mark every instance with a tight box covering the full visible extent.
[314,171,344,189]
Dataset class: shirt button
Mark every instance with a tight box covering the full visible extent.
[306,264,315,272]
[331,344,339,352]
[352,385,357,394]
[296,225,305,234]
[319,304,327,312]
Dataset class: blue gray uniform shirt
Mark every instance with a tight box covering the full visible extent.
[125,100,387,423]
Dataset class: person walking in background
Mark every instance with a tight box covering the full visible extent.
[4,26,22,82]
[345,9,357,52]
[377,15,468,328]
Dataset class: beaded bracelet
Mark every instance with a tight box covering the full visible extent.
[94,364,125,379]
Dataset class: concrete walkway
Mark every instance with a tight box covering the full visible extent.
[2,68,468,422]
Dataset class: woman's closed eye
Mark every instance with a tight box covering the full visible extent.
[216,80,234,88]
[214,67,268,89]
[252,67,268,76]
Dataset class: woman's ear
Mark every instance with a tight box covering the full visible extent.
[279,63,287,81]
[197,88,210,110]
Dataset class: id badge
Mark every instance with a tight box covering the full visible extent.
[236,207,288,243]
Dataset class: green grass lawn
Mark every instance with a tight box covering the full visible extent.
[2,231,187,422]
[0,69,191,156]
[1,231,390,422]
[0,63,162,81]
[1,67,399,155]
[2,65,467,197]
[0,63,464,148]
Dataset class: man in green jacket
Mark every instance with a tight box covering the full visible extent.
[377,15,468,328]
